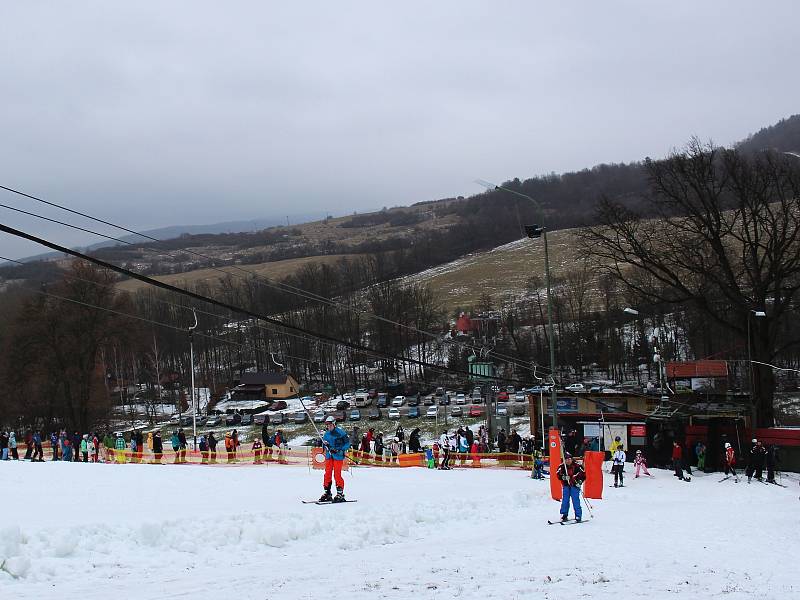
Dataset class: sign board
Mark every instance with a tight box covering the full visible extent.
[546,397,578,413]
[583,423,601,438]
[691,377,716,392]
[630,425,647,437]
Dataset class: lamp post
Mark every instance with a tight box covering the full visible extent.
[475,180,558,428]
[188,309,198,451]
[747,309,766,406]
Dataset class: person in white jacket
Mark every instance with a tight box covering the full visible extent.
[439,431,451,470]
[612,446,627,487]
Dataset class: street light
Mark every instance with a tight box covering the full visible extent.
[747,309,766,406]
[475,179,558,429]
[188,309,198,451]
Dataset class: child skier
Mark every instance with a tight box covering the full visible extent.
[723,442,738,481]
[556,453,586,522]
[252,438,263,464]
[633,449,653,477]
[533,447,545,479]
[611,445,626,487]
[320,415,351,502]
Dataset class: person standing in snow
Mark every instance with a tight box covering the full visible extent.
[252,438,263,464]
[80,434,89,462]
[207,431,218,463]
[766,445,780,484]
[634,449,653,478]
[556,453,586,522]
[723,443,737,478]
[50,431,59,461]
[152,431,163,464]
[611,445,626,487]
[115,432,127,463]
[390,437,401,463]
[695,441,707,471]
[199,434,209,463]
[171,430,180,463]
[746,439,767,483]
[438,430,451,469]
[374,431,384,463]
[8,431,18,460]
[672,441,689,481]
[409,428,421,453]
[319,415,351,503]
[135,430,144,463]
[0,432,8,460]
[178,428,188,463]
[359,434,371,463]
[32,431,44,462]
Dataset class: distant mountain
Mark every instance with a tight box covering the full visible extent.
[16,213,326,262]
[736,114,800,154]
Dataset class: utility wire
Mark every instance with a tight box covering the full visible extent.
[0,185,551,374]
[0,222,532,386]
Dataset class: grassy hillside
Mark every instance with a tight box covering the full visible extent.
[406,227,583,313]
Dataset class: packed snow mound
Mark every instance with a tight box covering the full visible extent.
[0,461,797,598]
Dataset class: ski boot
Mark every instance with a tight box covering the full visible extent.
[575,516,582,523]
[560,514,569,522]
[319,486,333,503]
[333,486,345,503]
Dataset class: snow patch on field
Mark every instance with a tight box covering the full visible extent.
[0,462,797,598]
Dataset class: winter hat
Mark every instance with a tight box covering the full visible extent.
[751,438,757,443]
[325,416,336,424]
[636,449,642,454]
[725,443,731,448]
[564,452,572,459]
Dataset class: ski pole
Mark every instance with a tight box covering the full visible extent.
[580,489,594,519]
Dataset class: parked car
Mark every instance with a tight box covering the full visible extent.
[336,400,350,410]
[377,393,390,408]
[506,386,516,394]
[224,414,241,426]
[333,410,346,422]
[313,410,326,423]
[512,404,526,416]
[455,393,466,405]
[406,406,420,418]
[471,389,483,401]
[435,387,445,397]
[423,395,436,405]
[368,407,382,420]
[468,405,483,417]
[240,414,253,426]
[206,415,222,427]
[450,406,463,417]
[388,407,401,420]
[438,395,451,405]
[392,395,406,407]
[425,406,438,418]
[294,411,308,424]
[180,416,193,426]
[270,412,285,425]
[589,385,603,393]
[497,391,509,401]
[514,392,527,402]
[565,383,586,392]
[407,395,421,407]
[253,412,269,425]
[496,404,508,416]
[168,414,180,425]
[349,409,361,421]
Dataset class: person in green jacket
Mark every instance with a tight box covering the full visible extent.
[114,432,127,464]
[696,442,707,471]
[80,434,89,463]
[171,431,180,464]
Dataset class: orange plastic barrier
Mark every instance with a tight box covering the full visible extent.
[397,453,424,467]
[548,428,563,501]
[311,448,349,471]
[583,450,604,499]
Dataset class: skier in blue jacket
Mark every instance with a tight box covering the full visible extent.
[320,416,351,502]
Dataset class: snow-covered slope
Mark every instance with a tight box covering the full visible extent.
[0,461,796,598]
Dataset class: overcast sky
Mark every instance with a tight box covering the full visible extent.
[1,1,798,260]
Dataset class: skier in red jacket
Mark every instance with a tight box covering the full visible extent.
[556,453,586,522]
[672,441,690,481]
[723,442,738,481]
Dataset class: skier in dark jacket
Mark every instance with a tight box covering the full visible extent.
[374,432,384,462]
[208,432,218,463]
[497,429,507,453]
[765,445,781,483]
[746,439,767,483]
[556,453,586,522]
[409,428,421,453]
[152,431,164,463]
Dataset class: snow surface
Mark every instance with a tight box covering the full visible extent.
[0,461,797,599]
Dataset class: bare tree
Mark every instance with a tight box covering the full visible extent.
[580,141,800,426]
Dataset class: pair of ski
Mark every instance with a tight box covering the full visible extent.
[547,518,586,525]
[301,499,358,505]
[718,475,740,483]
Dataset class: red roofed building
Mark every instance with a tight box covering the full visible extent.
[455,313,477,334]
[666,360,728,378]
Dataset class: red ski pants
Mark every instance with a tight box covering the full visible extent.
[324,457,344,489]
